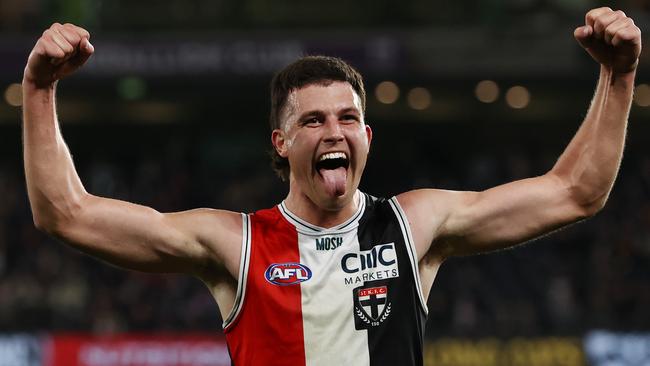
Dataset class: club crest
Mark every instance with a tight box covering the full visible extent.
[354,285,392,329]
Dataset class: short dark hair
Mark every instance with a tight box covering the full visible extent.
[268,55,366,181]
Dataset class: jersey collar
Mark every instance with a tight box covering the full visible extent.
[279,191,366,235]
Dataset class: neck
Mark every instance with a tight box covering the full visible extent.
[283,187,360,229]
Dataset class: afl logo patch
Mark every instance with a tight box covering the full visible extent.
[265,263,312,286]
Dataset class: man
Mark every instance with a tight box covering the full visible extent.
[22,7,640,365]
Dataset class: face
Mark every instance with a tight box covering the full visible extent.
[272,81,372,210]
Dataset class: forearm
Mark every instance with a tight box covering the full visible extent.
[551,66,635,212]
[22,80,87,231]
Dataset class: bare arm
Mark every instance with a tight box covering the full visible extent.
[23,23,241,278]
[398,8,641,261]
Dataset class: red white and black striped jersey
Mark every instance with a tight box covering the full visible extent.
[223,192,428,365]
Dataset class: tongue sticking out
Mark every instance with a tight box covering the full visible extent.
[320,167,347,197]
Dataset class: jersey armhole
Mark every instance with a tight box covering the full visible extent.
[389,197,429,315]
[222,213,252,331]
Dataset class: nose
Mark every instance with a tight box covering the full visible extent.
[323,118,344,144]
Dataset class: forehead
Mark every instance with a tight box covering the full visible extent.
[283,81,362,122]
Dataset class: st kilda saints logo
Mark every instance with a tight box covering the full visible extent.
[353,285,392,329]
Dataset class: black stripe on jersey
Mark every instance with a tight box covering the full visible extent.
[356,194,427,366]
[389,198,428,314]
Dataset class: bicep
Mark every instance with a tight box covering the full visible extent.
[399,172,590,259]
[51,193,241,275]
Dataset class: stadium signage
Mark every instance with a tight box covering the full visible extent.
[585,331,650,366]
[0,335,42,366]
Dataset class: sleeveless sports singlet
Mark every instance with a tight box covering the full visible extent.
[223,192,428,366]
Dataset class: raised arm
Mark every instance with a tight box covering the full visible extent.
[22,23,242,279]
[398,8,641,261]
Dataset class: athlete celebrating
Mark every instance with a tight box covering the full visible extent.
[22,7,641,365]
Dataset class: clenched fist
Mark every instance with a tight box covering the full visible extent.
[23,23,94,88]
[575,7,642,74]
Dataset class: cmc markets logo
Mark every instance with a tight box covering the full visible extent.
[341,243,400,286]
[265,263,312,286]
[341,243,396,273]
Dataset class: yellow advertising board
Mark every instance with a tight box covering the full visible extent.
[424,337,585,366]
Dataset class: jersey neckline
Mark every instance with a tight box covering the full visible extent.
[278,191,366,235]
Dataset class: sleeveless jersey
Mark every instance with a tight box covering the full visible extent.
[223,192,428,366]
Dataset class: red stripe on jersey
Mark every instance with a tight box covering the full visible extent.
[224,207,306,366]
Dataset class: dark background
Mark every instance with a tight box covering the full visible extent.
[1,0,649,338]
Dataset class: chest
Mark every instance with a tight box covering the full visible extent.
[250,223,412,326]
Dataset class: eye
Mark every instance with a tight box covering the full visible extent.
[302,117,322,126]
[341,114,359,123]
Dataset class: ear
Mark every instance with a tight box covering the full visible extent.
[271,129,289,158]
[365,124,373,147]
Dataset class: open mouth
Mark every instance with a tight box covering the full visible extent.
[315,152,349,173]
[315,152,350,197]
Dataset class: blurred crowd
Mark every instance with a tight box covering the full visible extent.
[0,125,649,337]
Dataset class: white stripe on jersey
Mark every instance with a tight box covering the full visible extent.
[298,229,370,366]
[279,193,370,365]
[222,213,252,329]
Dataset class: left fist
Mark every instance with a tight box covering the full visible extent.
[575,7,642,74]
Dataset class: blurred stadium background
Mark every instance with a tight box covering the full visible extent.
[1,0,650,365]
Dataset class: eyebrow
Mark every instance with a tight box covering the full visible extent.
[339,107,361,115]
[297,107,360,120]
[297,110,325,121]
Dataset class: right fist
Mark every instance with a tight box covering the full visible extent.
[23,23,94,87]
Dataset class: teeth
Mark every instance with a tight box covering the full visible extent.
[319,152,347,162]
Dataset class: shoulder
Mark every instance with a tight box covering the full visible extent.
[395,189,466,212]
[394,189,475,228]
[167,208,243,237]
[168,208,244,281]
[392,189,467,261]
